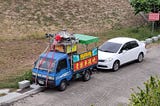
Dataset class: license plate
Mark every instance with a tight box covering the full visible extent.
[38,80,44,85]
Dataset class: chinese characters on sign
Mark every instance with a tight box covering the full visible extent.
[55,44,77,53]
[148,13,159,21]
[73,48,98,71]
[72,48,98,63]
[73,56,98,72]
[80,51,92,60]
[66,44,77,53]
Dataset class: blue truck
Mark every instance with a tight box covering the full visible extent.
[32,30,99,91]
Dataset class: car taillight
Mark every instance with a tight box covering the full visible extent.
[145,44,146,48]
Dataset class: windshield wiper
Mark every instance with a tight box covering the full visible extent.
[99,49,114,53]
[105,50,114,53]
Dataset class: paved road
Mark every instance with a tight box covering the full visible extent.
[12,45,160,106]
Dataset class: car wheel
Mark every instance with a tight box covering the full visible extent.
[137,53,144,62]
[112,61,119,72]
[83,71,91,81]
[58,80,67,91]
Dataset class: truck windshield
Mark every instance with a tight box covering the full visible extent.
[35,58,56,72]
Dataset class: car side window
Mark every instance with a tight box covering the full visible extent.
[121,42,130,51]
[57,59,67,72]
[130,41,139,49]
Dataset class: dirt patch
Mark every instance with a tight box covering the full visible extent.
[0,39,47,81]
[0,93,6,97]
[0,0,144,39]
[146,43,160,49]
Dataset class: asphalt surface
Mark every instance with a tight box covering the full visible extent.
[11,45,160,106]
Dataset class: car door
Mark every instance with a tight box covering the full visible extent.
[118,42,132,64]
[128,41,140,60]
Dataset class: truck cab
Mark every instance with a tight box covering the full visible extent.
[32,52,73,90]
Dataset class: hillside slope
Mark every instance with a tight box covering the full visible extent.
[0,0,143,39]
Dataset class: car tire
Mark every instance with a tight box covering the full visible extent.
[58,80,67,91]
[137,53,144,62]
[83,71,91,81]
[112,61,119,72]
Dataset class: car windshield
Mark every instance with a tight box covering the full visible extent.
[35,57,56,72]
[98,41,122,53]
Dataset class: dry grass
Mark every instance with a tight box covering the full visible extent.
[0,39,47,81]
[0,0,144,39]
[0,26,160,88]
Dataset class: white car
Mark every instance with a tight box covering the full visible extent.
[97,37,146,71]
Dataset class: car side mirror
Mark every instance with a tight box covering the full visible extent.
[122,50,127,53]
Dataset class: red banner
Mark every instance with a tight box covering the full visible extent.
[148,13,159,21]
[73,56,98,72]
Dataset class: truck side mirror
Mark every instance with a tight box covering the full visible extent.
[34,60,38,66]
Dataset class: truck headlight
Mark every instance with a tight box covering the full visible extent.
[41,74,47,78]
[32,72,36,76]
[105,58,113,62]
[48,76,54,80]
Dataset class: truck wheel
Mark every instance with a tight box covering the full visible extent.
[37,80,45,86]
[83,71,91,81]
[58,80,67,91]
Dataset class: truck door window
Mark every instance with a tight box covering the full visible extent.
[57,59,67,72]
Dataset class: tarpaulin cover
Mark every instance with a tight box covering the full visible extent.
[74,34,99,45]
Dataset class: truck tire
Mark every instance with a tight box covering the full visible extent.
[37,80,45,86]
[83,71,91,81]
[58,80,67,91]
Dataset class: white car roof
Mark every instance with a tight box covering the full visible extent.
[108,37,138,44]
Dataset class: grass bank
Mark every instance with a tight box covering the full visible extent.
[88,25,160,42]
[0,70,32,89]
[1,25,160,89]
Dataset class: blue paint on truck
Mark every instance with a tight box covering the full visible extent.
[32,51,97,91]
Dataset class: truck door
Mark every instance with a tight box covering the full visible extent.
[55,58,72,86]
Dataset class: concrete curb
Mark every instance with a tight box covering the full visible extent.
[143,34,160,45]
[0,84,45,106]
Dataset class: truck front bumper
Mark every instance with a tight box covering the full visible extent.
[32,76,55,88]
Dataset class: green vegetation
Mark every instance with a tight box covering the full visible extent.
[0,70,32,89]
[129,76,160,106]
[88,25,160,42]
[130,0,160,14]
[0,25,159,42]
